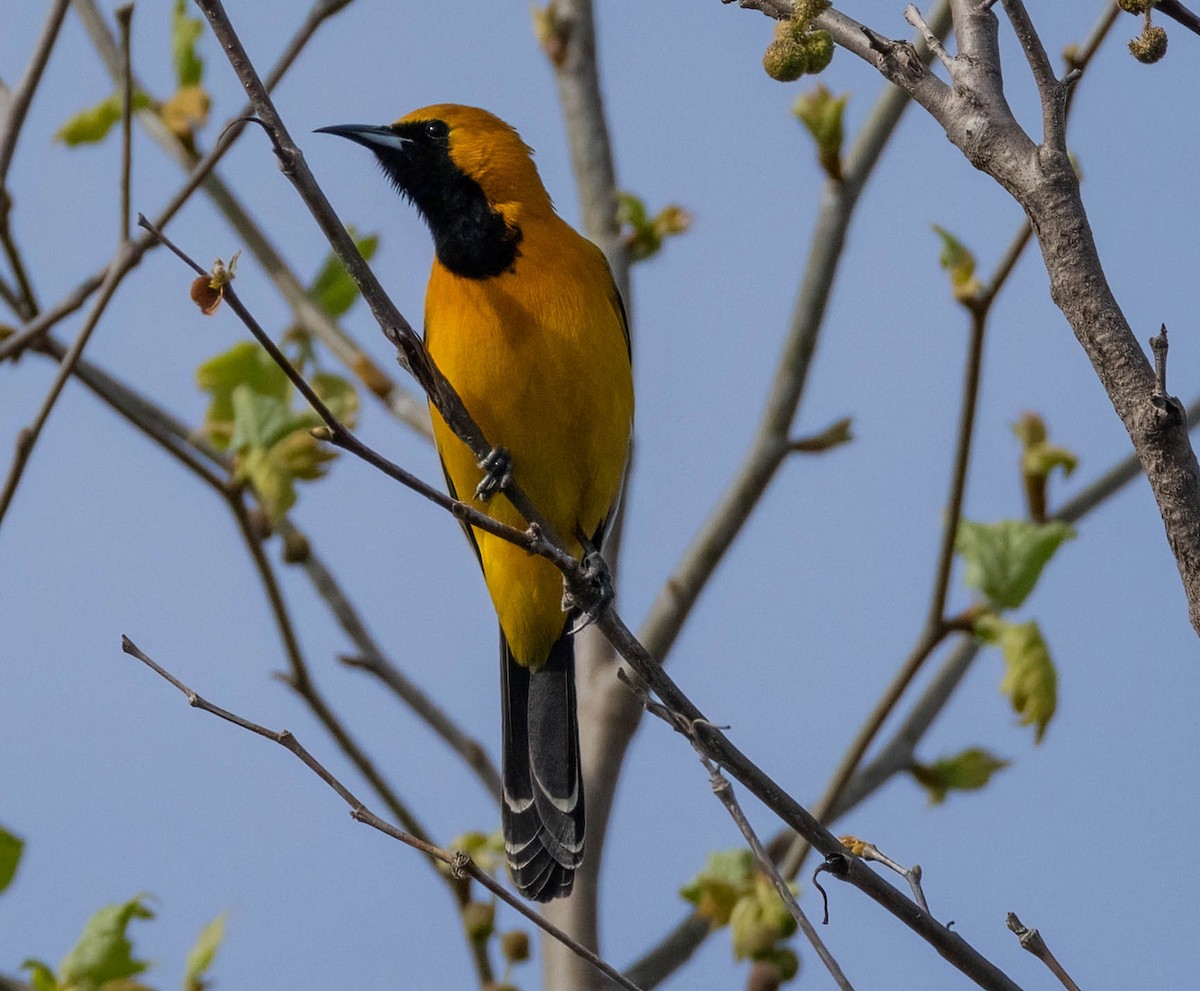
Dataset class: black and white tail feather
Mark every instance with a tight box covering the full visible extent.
[501,628,585,901]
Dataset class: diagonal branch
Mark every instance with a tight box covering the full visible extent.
[70,0,429,435]
[0,0,71,187]
[120,636,643,991]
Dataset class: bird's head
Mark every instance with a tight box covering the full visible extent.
[317,104,551,220]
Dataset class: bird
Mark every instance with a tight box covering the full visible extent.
[317,105,633,901]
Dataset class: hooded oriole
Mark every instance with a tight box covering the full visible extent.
[318,105,633,901]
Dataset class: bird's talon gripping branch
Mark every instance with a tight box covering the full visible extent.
[564,550,615,634]
[473,446,512,502]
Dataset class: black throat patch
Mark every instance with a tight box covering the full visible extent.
[374,120,522,280]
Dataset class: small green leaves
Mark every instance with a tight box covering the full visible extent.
[730,875,797,961]
[977,617,1058,742]
[172,0,205,87]
[20,960,58,991]
[956,518,1074,611]
[462,900,495,942]
[792,85,847,181]
[197,341,358,522]
[184,912,227,991]
[446,829,505,875]
[58,2,208,148]
[161,84,211,146]
[617,193,691,262]
[58,895,154,989]
[1014,412,1077,522]
[932,225,983,303]
[55,92,151,146]
[0,825,24,893]
[682,851,798,981]
[197,340,289,448]
[307,230,379,318]
[681,848,755,926]
[911,747,1010,804]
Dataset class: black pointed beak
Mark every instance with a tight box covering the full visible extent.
[314,123,412,154]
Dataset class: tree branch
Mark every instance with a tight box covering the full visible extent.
[119,636,641,991]
[798,0,1200,636]
[70,0,430,435]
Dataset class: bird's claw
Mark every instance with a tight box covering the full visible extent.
[563,550,614,634]
[474,446,512,502]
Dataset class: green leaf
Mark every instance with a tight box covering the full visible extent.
[184,912,227,991]
[55,91,152,146]
[196,341,290,449]
[229,385,312,452]
[956,518,1075,610]
[729,877,795,961]
[617,192,691,262]
[976,617,1058,743]
[932,224,983,302]
[58,895,154,987]
[311,372,360,429]
[447,830,505,875]
[172,0,205,88]
[307,231,379,318]
[233,422,335,524]
[792,84,847,180]
[0,825,24,893]
[911,747,1010,804]
[756,946,800,983]
[20,960,59,991]
[680,848,755,926]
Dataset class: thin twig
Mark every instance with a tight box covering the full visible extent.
[708,764,854,989]
[1006,913,1083,990]
[0,272,105,363]
[69,0,430,435]
[1156,0,1200,35]
[119,636,645,991]
[0,0,71,321]
[0,241,136,528]
[116,4,134,244]
[138,214,556,565]
[1000,0,1068,151]
[0,0,71,186]
[34,321,504,814]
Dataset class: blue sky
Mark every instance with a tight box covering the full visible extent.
[3,3,1199,989]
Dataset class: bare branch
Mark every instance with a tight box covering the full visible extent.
[806,0,1200,634]
[0,0,70,186]
[116,4,134,244]
[1006,914,1083,991]
[1000,0,1069,150]
[119,636,645,991]
[1153,0,1200,36]
[0,241,136,528]
[70,0,430,435]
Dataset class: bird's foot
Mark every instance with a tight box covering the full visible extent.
[564,550,614,634]
[474,446,512,502]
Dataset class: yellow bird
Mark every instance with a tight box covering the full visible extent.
[319,105,634,901]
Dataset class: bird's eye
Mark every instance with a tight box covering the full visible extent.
[425,120,449,141]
